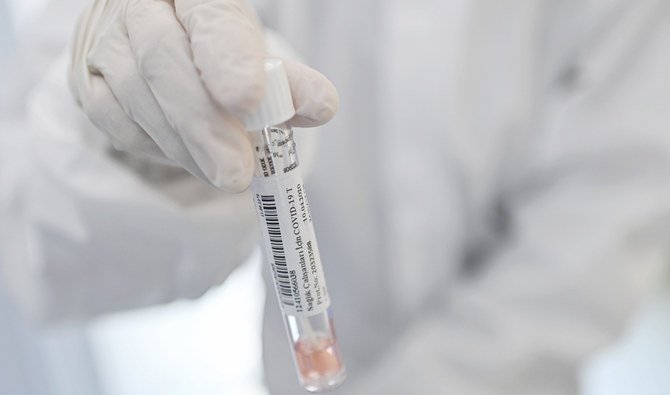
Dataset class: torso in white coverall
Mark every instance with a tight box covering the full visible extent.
[260,0,670,393]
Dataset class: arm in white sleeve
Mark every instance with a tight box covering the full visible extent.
[0,55,259,322]
[349,106,670,395]
[1,0,334,322]
[351,160,670,394]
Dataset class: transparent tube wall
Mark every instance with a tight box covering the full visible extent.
[248,123,345,392]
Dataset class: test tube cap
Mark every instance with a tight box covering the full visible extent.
[243,58,296,131]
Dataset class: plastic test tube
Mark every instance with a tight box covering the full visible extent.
[243,59,346,392]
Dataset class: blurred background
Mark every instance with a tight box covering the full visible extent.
[2,0,670,394]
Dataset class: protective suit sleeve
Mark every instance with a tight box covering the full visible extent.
[0,54,257,323]
[344,7,670,395]
[348,164,670,395]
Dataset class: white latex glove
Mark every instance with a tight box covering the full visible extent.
[70,0,338,192]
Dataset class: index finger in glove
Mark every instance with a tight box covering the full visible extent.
[125,0,254,192]
[174,0,265,117]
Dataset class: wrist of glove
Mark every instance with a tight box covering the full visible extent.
[70,0,338,192]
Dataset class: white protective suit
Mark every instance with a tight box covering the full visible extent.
[2,0,670,394]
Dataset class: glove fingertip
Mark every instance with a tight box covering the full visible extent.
[190,127,256,193]
[212,149,255,193]
[284,60,340,127]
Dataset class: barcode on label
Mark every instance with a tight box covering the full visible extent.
[260,195,294,307]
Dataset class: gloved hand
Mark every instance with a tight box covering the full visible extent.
[70,0,338,192]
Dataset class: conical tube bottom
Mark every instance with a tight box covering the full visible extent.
[294,334,346,392]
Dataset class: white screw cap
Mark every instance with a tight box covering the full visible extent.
[243,58,296,131]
